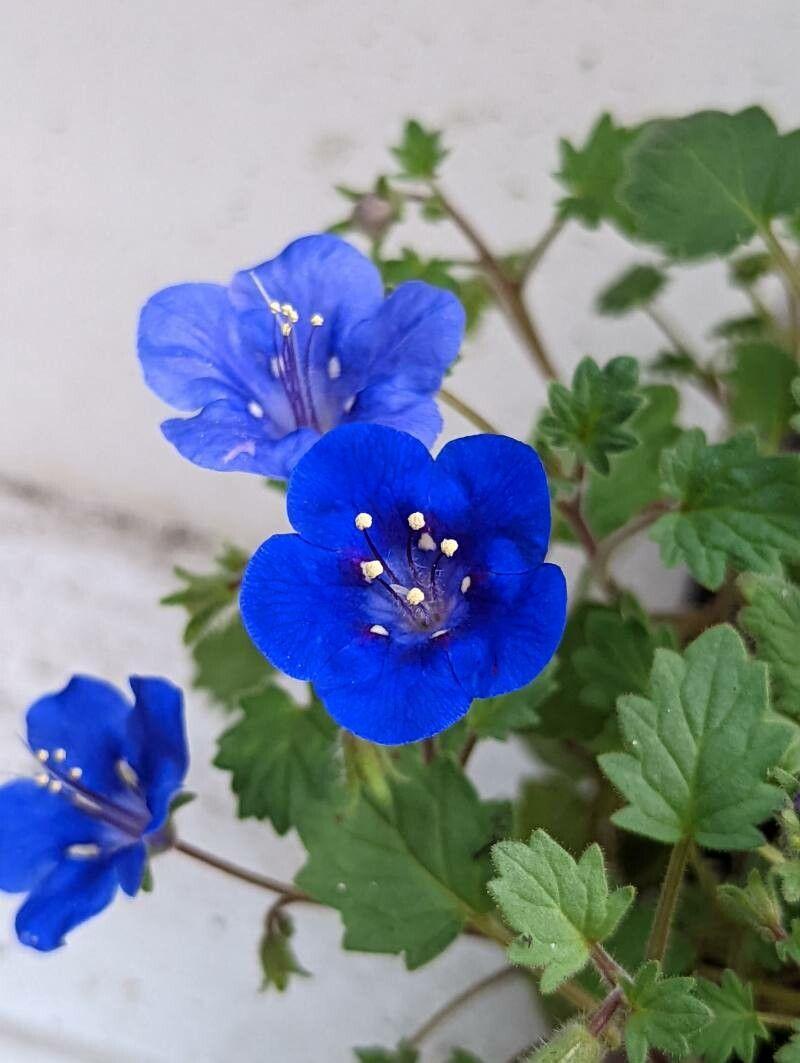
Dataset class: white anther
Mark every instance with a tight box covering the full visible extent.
[406,587,425,606]
[327,356,342,380]
[48,780,63,794]
[407,512,425,531]
[270,357,281,378]
[117,759,139,788]
[310,313,324,326]
[280,322,292,337]
[280,302,294,317]
[67,843,101,859]
[460,575,472,594]
[35,748,49,762]
[440,538,459,558]
[418,532,436,551]
[369,624,389,637]
[34,772,49,787]
[268,300,282,314]
[355,512,373,530]
[69,766,83,780]
[53,748,67,763]
[361,559,384,581]
[247,400,264,418]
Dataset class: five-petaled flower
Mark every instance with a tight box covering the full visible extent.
[137,234,465,479]
[0,675,188,951]
[240,423,567,744]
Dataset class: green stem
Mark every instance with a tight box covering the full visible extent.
[587,986,625,1038]
[762,222,800,302]
[408,967,518,1048]
[644,305,723,405]
[517,215,567,282]
[438,386,500,434]
[759,843,786,866]
[759,1011,799,1030]
[175,838,312,904]
[646,837,691,962]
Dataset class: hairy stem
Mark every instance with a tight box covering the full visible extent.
[587,987,625,1038]
[175,838,312,904]
[408,967,518,1047]
[517,215,567,282]
[439,386,500,434]
[759,1011,799,1030]
[644,305,723,404]
[762,222,800,303]
[590,943,629,986]
[646,836,691,962]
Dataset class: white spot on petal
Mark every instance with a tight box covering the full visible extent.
[67,843,101,859]
[247,400,264,418]
[461,575,472,594]
[418,532,436,552]
[222,441,256,464]
[327,356,342,380]
[370,624,389,637]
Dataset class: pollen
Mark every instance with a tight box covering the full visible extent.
[461,575,472,594]
[361,559,384,581]
[69,766,83,780]
[34,772,49,787]
[48,779,63,794]
[35,748,49,762]
[53,748,67,763]
[268,300,282,314]
[440,538,459,557]
[369,624,389,637]
[280,302,297,320]
[327,356,342,380]
[406,587,425,606]
[280,322,292,337]
[407,512,425,531]
[355,512,373,530]
[418,532,436,551]
[310,313,324,326]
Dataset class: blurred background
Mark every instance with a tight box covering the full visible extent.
[1,1,799,1059]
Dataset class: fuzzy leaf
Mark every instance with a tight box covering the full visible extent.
[596,264,667,316]
[162,544,247,644]
[214,690,338,835]
[526,1023,601,1062]
[777,1032,800,1061]
[728,342,797,448]
[692,971,769,1063]
[355,1047,417,1063]
[623,962,711,1063]
[298,759,495,970]
[776,861,800,905]
[650,429,800,590]
[192,618,273,710]
[556,114,640,232]
[730,252,774,286]
[739,574,800,720]
[600,625,792,849]
[391,119,447,178]
[489,830,634,992]
[259,911,309,992]
[620,107,800,257]
[718,869,785,941]
[540,356,642,474]
[792,378,800,432]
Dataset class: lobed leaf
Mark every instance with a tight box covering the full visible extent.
[623,962,710,1063]
[739,574,800,720]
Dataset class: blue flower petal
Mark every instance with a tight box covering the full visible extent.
[447,562,567,698]
[344,384,443,448]
[432,434,552,571]
[15,856,121,951]
[314,636,470,745]
[162,399,319,478]
[287,423,434,552]
[124,678,188,832]
[115,842,148,897]
[347,280,464,392]
[26,677,131,798]
[241,534,367,681]
[0,780,102,893]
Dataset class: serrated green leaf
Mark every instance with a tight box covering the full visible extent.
[379,247,490,332]
[192,618,273,709]
[623,962,710,1063]
[692,971,769,1063]
[489,830,634,993]
[739,574,800,720]
[730,252,774,286]
[584,385,682,538]
[650,429,800,590]
[259,911,309,992]
[391,119,447,178]
[162,544,247,644]
[468,662,558,740]
[717,869,785,941]
[214,689,338,835]
[777,918,800,966]
[777,1031,800,1061]
[727,342,797,448]
[526,1023,601,1062]
[776,861,800,905]
[712,315,772,342]
[555,114,640,233]
[620,107,800,258]
[596,264,667,316]
[355,1046,418,1063]
[600,625,792,849]
[540,356,643,474]
[297,759,494,970]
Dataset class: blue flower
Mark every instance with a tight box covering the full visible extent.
[138,234,465,479]
[240,424,567,744]
[0,675,188,951]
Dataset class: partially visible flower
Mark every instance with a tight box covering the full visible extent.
[0,676,188,951]
[137,234,464,479]
[240,424,567,744]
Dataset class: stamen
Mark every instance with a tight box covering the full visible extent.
[69,766,83,780]
[461,575,472,594]
[35,748,49,762]
[355,512,373,530]
[247,400,264,418]
[406,588,425,606]
[310,313,324,326]
[67,843,101,859]
[361,559,384,581]
[48,780,63,794]
[369,624,389,637]
[268,299,281,314]
[440,539,459,557]
[117,759,139,789]
[280,322,292,337]
[407,512,426,531]
[431,629,449,639]
[418,532,436,551]
[327,356,342,380]
[269,357,281,379]
[34,772,49,787]
[53,748,67,762]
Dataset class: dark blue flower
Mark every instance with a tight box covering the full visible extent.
[137,234,465,479]
[0,675,188,951]
[240,424,567,744]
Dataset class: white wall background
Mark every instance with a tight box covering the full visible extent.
[1,1,799,1060]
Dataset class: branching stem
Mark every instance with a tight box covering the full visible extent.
[408,967,518,1047]
[175,838,313,905]
[438,386,500,434]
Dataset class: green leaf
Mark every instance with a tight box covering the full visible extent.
[791,377,800,432]
[730,251,774,286]
[727,342,797,448]
[525,1023,601,1062]
[622,962,710,1063]
[192,618,273,710]
[596,264,667,316]
[489,830,635,993]
[391,119,447,179]
[161,544,247,644]
[692,971,769,1063]
[717,869,785,941]
[620,107,800,258]
[650,429,800,590]
[600,625,792,849]
[539,356,643,474]
[355,1046,418,1063]
[712,314,772,342]
[514,776,589,857]
[214,689,338,835]
[739,574,800,719]
[447,1052,484,1063]
[777,1034,800,1062]
[584,385,682,538]
[468,661,558,739]
[380,247,491,332]
[259,911,309,992]
[297,759,495,970]
[776,861,800,905]
[556,114,640,233]
[777,918,800,966]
